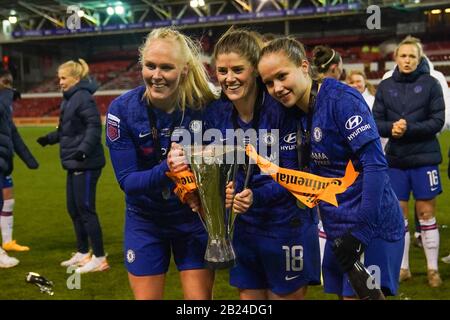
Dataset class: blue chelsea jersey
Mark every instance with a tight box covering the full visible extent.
[299,79,403,243]
[106,86,203,218]
[203,87,317,236]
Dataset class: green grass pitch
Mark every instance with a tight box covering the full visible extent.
[1,127,449,300]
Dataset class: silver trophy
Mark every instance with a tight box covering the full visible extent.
[186,144,240,269]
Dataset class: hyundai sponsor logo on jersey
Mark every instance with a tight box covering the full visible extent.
[345,115,371,141]
[345,115,363,130]
[283,132,297,144]
[281,132,296,151]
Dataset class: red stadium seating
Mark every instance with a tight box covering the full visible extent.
[13,95,117,117]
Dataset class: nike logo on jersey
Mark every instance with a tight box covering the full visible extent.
[356,244,362,253]
[139,132,151,138]
[431,187,438,191]
[73,171,84,176]
[285,275,300,281]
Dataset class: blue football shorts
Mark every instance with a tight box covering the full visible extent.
[124,209,208,276]
[230,218,321,295]
[388,165,442,201]
[3,176,13,188]
[322,236,404,297]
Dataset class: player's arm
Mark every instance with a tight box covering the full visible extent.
[350,139,387,245]
[11,123,39,169]
[372,83,396,138]
[106,103,170,195]
[76,94,102,157]
[335,94,386,245]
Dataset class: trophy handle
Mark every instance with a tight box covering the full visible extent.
[227,160,239,235]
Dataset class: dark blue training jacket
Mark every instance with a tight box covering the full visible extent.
[0,89,14,175]
[44,78,105,171]
[373,58,445,169]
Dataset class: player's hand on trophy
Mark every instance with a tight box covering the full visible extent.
[168,142,189,173]
[185,192,201,214]
[233,188,253,214]
[225,182,235,209]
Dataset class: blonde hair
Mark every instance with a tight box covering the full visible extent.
[394,35,424,58]
[213,27,264,69]
[58,58,90,79]
[139,27,216,110]
[346,70,376,96]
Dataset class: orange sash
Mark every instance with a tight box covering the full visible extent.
[165,170,197,203]
[245,145,359,208]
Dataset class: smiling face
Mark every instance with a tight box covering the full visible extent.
[215,52,257,104]
[141,38,188,108]
[347,73,366,94]
[58,68,80,92]
[258,51,310,109]
[395,44,420,74]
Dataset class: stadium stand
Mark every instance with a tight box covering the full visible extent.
[12,40,449,119]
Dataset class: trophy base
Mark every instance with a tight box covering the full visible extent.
[206,259,236,270]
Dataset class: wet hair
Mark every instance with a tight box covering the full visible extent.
[58,58,90,79]
[311,45,342,74]
[0,69,13,89]
[394,35,423,58]
[139,27,216,110]
[213,27,264,69]
[346,70,376,96]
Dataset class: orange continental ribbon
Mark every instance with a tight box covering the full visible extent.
[165,170,197,203]
[245,144,359,208]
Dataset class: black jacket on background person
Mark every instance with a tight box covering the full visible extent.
[42,78,105,171]
[0,89,14,176]
[373,58,445,169]
[0,88,38,173]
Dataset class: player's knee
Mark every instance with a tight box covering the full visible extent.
[2,198,15,212]
[417,211,434,220]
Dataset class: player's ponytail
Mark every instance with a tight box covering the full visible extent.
[58,58,90,80]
